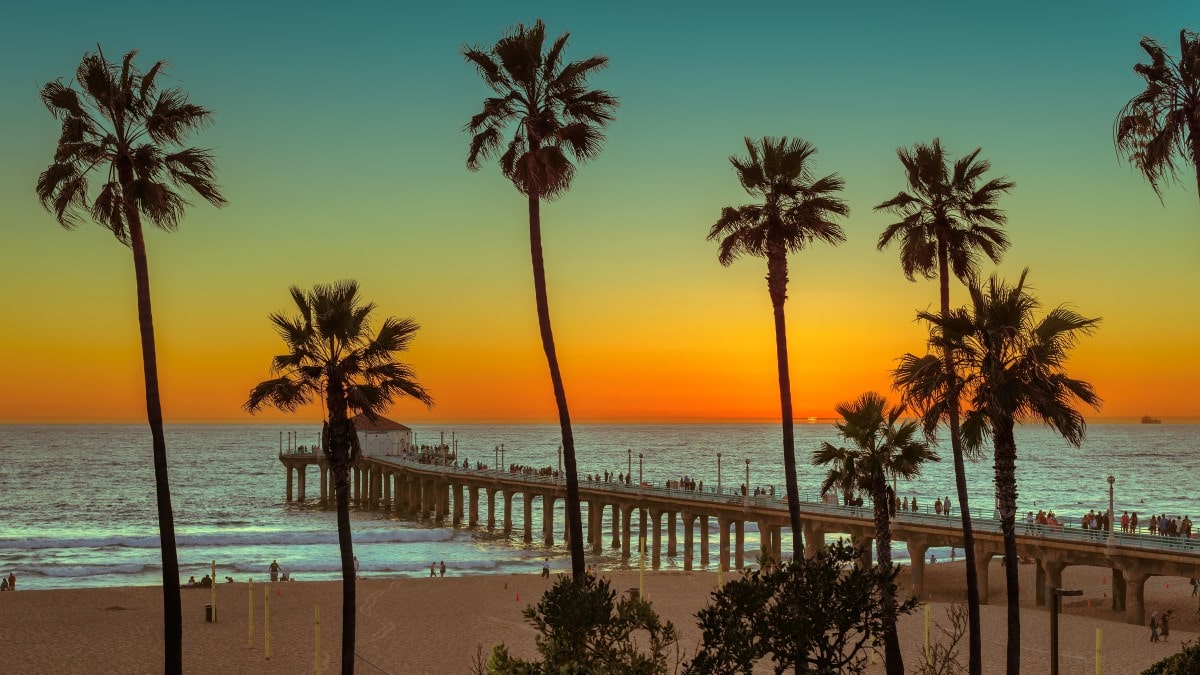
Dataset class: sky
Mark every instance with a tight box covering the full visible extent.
[0,1,1196,423]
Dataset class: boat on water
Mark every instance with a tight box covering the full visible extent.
[1141,415,1162,425]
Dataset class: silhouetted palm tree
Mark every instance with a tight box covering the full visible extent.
[710,136,848,559]
[246,281,433,674]
[36,48,226,673]
[814,392,938,675]
[1115,29,1200,201]
[895,270,1101,675]
[463,19,617,579]
[876,138,1012,675]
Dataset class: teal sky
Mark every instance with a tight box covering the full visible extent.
[1,1,1197,422]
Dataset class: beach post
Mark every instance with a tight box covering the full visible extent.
[1094,627,1102,674]
[924,603,930,666]
[639,533,646,600]
[248,578,254,647]
[211,560,217,622]
[264,586,271,660]
[315,604,322,674]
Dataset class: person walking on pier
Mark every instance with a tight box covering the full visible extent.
[943,495,952,516]
[934,497,943,516]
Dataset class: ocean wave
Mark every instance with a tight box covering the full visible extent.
[0,527,456,551]
[226,558,501,575]
[27,563,149,578]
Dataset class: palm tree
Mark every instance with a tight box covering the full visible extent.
[1115,29,1200,201]
[463,19,617,579]
[895,270,1101,675]
[709,136,849,559]
[246,281,433,674]
[813,392,938,675]
[36,48,225,673]
[875,138,1012,675]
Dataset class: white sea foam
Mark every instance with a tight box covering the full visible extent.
[0,528,456,551]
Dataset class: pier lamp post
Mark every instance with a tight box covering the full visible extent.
[638,453,644,488]
[1107,475,1116,549]
[717,452,722,494]
[627,449,632,483]
[745,458,750,507]
[558,446,562,483]
[500,444,506,469]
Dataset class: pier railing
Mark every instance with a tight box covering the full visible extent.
[370,454,1199,556]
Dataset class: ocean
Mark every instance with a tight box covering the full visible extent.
[0,422,1195,590]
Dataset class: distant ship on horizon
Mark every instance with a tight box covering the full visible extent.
[1141,415,1162,425]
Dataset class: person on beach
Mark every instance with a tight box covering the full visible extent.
[1149,611,1159,642]
[430,562,436,578]
[7,572,14,591]
[1161,610,1172,641]
[439,561,446,577]
[269,560,280,582]
[200,574,212,588]
[0,578,8,591]
[1190,577,1198,596]
[186,576,197,588]
[354,556,360,579]
[542,558,550,579]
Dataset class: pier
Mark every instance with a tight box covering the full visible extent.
[279,448,1200,626]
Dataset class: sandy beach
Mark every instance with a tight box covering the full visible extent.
[2,560,1197,674]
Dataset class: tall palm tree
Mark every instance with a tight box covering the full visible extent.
[875,138,1012,675]
[895,270,1101,675]
[246,281,433,674]
[1115,29,1200,201]
[463,19,617,579]
[813,392,938,675]
[36,48,225,673]
[710,136,849,559]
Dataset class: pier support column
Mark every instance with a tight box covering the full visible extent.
[757,521,770,564]
[452,484,463,527]
[380,471,390,509]
[735,520,745,570]
[297,465,306,501]
[621,505,633,558]
[591,502,603,554]
[853,534,873,568]
[639,509,648,558]
[803,524,824,558]
[434,483,446,523]
[503,491,513,536]
[1111,568,1126,611]
[683,512,695,571]
[700,515,710,567]
[286,465,294,502]
[611,504,621,550]
[469,487,479,527]
[487,490,496,532]
[543,495,556,547]
[1123,570,1149,625]
[1035,561,1045,606]
[771,525,782,562]
[1040,556,1066,610]
[906,538,930,600]
[718,517,731,572]
[651,509,663,569]
[352,467,360,505]
[667,512,677,558]
[523,493,533,544]
[319,466,328,502]
[975,549,994,605]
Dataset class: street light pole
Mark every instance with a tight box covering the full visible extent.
[717,452,722,494]
[745,458,750,507]
[638,453,644,490]
[1050,587,1083,675]
[558,445,563,482]
[627,449,632,483]
[1107,475,1116,549]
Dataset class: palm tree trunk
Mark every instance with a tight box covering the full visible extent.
[767,248,804,558]
[992,416,1021,675]
[528,192,585,578]
[939,242,982,675]
[872,481,903,675]
[324,390,358,675]
[121,165,182,674]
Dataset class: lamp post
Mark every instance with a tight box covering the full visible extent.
[500,444,506,469]
[638,453,644,490]
[1107,475,1116,549]
[745,458,750,507]
[494,445,499,471]
[627,449,632,483]
[717,452,722,494]
[558,445,563,483]
[1050,588,1083,675]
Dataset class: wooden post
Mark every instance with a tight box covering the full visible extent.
[211,560,217,621]
[315,604,323,675]
[247,578,254,647]
[264,586,271,660]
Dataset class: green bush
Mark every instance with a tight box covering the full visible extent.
[1142,639,1200,674]
[686,541,917,674]
[481,574,679,674]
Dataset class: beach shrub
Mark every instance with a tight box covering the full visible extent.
[482,575,679,674]
[1143,639,1200,674]
[685,541,917,674]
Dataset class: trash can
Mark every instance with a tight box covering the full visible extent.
[205,604,214,622]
